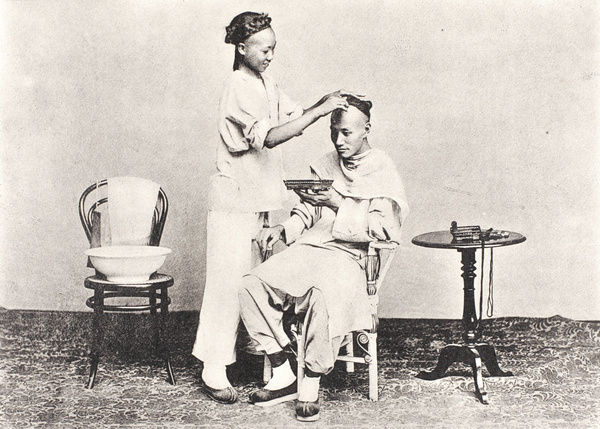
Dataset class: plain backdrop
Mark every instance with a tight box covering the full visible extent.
[1,0,598,320]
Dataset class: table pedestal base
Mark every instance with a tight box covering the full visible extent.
[412,231,526,405]
[416,343,513,404]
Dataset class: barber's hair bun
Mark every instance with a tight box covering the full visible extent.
[225,12,272,45]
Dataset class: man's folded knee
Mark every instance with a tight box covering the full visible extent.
[296,287,327,313]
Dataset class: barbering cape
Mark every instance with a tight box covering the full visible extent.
[310,148,409,223]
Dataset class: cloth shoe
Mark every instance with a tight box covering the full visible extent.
[295,399,320,422]
[249,382,298,407]
[201,383,238,404]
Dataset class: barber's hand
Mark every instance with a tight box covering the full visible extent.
[315,90,364,117]
[337,89,366,99]
[256,225,284,255]
[295,187,344,211]
[315,92,347,116]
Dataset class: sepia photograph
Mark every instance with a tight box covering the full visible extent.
[1,0,598,427]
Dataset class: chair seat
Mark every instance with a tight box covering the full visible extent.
[85,273,174,289]
[84,273,174,313]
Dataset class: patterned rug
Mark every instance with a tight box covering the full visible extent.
[0,310,598,428]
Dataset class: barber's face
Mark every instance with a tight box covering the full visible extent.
[330,106,370,159]
[238,27,276,74]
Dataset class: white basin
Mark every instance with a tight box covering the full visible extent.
[85,246,172,283]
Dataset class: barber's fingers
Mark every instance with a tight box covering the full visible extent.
[320,94,348,113]
[337,89,366,99]
[332,96,349,110]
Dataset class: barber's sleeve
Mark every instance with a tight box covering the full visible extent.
[218,85,272,152]
[278,89,304,123]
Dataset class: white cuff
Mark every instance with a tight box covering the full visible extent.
[280,215,306,244]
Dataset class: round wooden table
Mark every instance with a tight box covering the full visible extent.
[412,230,526,404]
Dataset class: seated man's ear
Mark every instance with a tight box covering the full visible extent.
[237,43,246,56]
[364,122,371,134]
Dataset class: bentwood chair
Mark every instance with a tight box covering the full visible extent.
[263,240,398,401]
[79,178,175,388]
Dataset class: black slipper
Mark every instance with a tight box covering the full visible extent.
[201,383,238,404]
[249,382,298,407]
[295,399,320,422]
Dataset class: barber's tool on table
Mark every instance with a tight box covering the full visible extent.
[284,179,333,192]
[450,221,509,243]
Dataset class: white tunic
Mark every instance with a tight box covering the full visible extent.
[209,70,303,213]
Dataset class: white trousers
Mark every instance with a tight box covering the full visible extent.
[192,210,268,366]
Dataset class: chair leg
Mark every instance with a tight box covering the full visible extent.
[87,287,104,389]
[150,288,159,353]
[344,333,355,373]
[367,332,378,401]
[296,325,305,390]
[263,355,272,384]
[160,287,176,385]
[87,355,99,389]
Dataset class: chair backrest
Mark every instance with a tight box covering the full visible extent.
[79,178,168,247]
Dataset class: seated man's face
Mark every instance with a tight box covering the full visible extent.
[330,106,371,159]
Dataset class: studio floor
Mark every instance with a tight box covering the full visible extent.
[0,310,598,428]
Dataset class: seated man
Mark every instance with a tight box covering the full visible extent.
[239,95,408,422]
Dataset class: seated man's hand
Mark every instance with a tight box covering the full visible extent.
[256,225,285,256]
[294,187,343,211]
